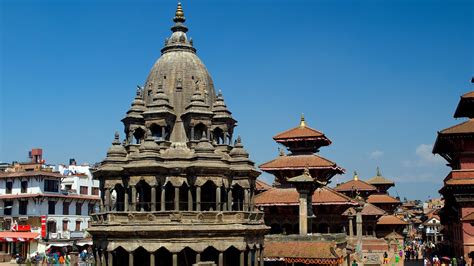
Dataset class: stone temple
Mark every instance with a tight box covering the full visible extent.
[88,3,268,266]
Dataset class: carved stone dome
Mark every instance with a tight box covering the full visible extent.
[143,4,215,115]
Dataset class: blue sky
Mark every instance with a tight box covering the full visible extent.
[1,0,473,200]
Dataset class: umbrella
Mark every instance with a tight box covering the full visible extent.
[441,257,450,261]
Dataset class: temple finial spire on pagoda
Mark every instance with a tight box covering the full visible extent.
[376,166,381,176]
[353,171,359,181]
[174,2,185,23]
[300,113,306,128]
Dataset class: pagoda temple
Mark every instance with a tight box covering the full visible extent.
[257,116,349,265]
[433,87,474,261]
[88,4,268,266]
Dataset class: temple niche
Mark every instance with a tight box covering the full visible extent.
[88,3,267,266]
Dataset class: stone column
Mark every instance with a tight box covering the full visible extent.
[259,247,264,266]
[244,189,249,211]
[196,252,201,263]
[124,190,129,212]
[100,188,105,212]
[174,186,180,211]
[188,187,193,211]
[216,186,221,211]
[129,252,134,266]
[95,251,101,266]
[131,186,137,211]
[227,189,233,211]
[298,191,308,235]
[240,250,245,266]
[196,186,201,211]
[255,248,260,266]
[151,186,156,211]
[161,127,166,140]
[150,253,155,266]
[218,252,224,266]
[108,251,113,266]
[348,215,354,238]
[356,211,363,243]
[101,252,106,266]
[172,253,178,266]
[161,186,166,211]
[247,249,252,266]
[105,189,111,211]
[191,127,195,141]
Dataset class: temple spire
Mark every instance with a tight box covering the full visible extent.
[353,171,359,181]
[376,166,381,176]
[299,113,306,128]
[174,2,185,23]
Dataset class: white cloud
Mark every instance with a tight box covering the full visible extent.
[415,144,444,164]
[369,150,384,159]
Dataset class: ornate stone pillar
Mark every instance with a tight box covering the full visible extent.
[259,247,264,266]
[124,189,129,212]
[227,189,233,211]
[188,187,193,211]
[191,127,195,141]
[216,186,221,211]
[247,249,252,266]
[172,253,178,266]
[174,186,180,211]
[348,215,354,238]
[129,251,134,266]
[100,188,105,212]
[150,252,155,266]
[218,252,224,266]
[249,190,255,211]
[95,251,101,266]
[108,251,113,266]
[244,188,249,211]
[151,186,156,211]
[101,252,106,266]
[196,252,201,263]
[161,126,166,140]
[131,186,137,211]
[240,250,245,266]
[356,211,363,243]
[255,248,260,266]
[196,186,201,211]
[161,185,166,211]
[298,191,309,235]
[105,189,111,211]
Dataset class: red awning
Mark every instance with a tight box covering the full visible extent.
[0,232,39,242]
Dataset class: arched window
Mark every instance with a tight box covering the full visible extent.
[201,181,216,211]
[133,128,145,144]
[213,127,224,144]
[232,184,244,211]
[150,124,163,140]
[112,184,125,211]
[179,183,189,211]
[194,123,207,140]
[164,182,175,210]
[136,180,151,211]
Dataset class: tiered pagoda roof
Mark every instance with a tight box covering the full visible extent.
[333,172,377,193]
[377,215,407,225]
[367,194,400,204]
[342,202,386,217]
[367,167,395,187]
[254,186,358,206]
[260,115,344,185]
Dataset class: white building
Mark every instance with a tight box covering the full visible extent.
[0,169,99,258]
[422,216,443,243]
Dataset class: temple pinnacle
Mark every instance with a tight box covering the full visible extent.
[300,113,306,128]
[174,2,185,22]
[353,171,359,181]
[376,166,381,176]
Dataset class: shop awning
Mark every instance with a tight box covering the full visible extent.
[0,232,39,242]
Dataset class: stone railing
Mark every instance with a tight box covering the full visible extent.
[90,210,264,225]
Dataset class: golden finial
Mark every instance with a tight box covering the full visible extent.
[353,171,359,181]
[299,113,306,128]
[175,2,185,20]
